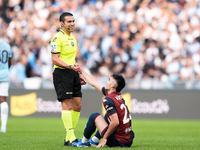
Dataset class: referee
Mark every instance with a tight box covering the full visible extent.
[50,12,86,146]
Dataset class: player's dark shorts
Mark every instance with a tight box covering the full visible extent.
[101,115,135,147]
[53,68,82,101]
[102,128,134,147]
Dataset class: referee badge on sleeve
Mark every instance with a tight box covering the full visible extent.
[51,45,56,52]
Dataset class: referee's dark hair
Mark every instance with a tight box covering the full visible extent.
[112,74,126,92]
[60,12,73,22]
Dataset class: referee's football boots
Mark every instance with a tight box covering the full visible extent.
[64,139,79,146]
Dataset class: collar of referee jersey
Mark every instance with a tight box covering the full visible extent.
[59,29,66,35]
[59,29,72,37]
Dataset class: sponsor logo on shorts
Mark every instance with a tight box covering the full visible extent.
[66,92,73,94]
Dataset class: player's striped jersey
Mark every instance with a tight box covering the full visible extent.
[102,87,132,144]
[50,29,77,69]
[0,42,12,82]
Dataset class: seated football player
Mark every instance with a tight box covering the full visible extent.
[72,70,135,147]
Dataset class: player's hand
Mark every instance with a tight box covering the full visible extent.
[96,138,107,148]
[72,63,81,72]
[79,73,87,85]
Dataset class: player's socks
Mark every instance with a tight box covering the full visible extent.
[71,110,80,132]
[94,130,101,140]
[91,136,100,143]
[83,113,100,139]
[1,102,8,132]
[62,110,76,142]
[82,136,89,143]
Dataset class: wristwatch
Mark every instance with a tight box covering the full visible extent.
[68,65,72,70]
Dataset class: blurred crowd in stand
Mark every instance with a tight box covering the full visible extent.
[0,0,200,89]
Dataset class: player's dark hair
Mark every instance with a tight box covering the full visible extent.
[60,12,73,22]
[112,74,125,92]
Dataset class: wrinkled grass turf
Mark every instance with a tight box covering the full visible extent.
[0,118,200,150]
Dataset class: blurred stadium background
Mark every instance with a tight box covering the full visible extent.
[1,0,200,90]
[1,0,200,119]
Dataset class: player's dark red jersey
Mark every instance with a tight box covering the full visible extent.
[102,87,132,144]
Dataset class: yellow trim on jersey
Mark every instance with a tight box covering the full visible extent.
[50,29,77,69]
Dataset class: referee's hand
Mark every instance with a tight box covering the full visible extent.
[72,63,81,72]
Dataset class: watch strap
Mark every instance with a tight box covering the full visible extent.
[68,65,72,70]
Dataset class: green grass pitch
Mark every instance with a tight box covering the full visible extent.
[0,117,200,150]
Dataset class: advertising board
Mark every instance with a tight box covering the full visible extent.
[8,89,200,119]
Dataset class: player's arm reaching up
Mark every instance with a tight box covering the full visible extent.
[81,70,103,94]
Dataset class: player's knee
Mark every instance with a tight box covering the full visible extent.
[89,112,100,122]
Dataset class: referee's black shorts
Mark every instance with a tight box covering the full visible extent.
[53,68,82,101]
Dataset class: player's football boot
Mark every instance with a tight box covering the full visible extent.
[0,129,6,133]
[89,138,99,147]
[72,139,90,147]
